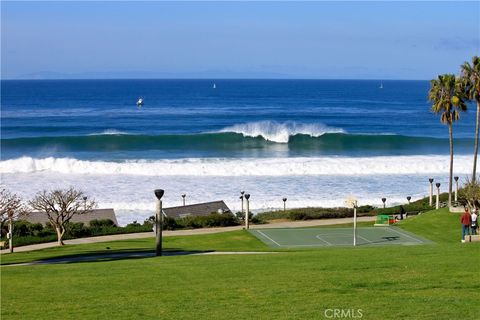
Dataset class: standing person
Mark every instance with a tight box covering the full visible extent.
[461,207,471,243]
[399,205,405,220]
[471,208,478,235]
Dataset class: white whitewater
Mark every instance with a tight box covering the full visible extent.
[219,120,345,143]
[0,155,471,176]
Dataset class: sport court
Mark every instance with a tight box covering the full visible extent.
[250,227,430,248]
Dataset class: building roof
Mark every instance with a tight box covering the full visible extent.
[163,201,231,219]
[25,208,119,226]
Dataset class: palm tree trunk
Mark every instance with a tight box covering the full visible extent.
[473,101,480,182]
[448,123,454,207]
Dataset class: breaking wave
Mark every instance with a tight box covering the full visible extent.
[0,155,471,176]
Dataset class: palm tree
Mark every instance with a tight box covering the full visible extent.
[428,74,467,207]
[461,56,480,182]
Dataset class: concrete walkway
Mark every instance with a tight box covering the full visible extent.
[3,251,279,267]
[1,216,375,254]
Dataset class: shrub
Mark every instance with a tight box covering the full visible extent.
[174,213,240,229]
[89,219,116,228]
[65,222,91,238]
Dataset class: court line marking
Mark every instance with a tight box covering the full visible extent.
[357,235,373,244]
[315,233,351,237]
[387,227,424,243]
[256,230,282,247]
[314,235,333,246]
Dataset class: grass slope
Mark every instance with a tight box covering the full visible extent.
[1,208,480,320]
[0,230,268,265]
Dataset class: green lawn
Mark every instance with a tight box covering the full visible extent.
[0,230,269,265]
[2,208,480,320]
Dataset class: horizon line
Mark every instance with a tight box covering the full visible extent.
[1,77,431,81]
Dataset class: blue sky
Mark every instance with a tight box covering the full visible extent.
[1,1,479,79]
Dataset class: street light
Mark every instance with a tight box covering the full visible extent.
[406,196,411,204]
[454,176,459,203]
[154,189,164,256]
[381,197,387,208]
[282,198,287,211]
[244,194,250,229]
[435,183,441,209]
[429,178,434,206]
[182,194,186,206]
[240,191,245,214]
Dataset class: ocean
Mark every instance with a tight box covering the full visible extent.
[0,79,476,224]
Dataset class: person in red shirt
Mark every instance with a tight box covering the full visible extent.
[461,207,472,243]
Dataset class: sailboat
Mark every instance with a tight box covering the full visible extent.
[379,81,383,89]
[213,83,216,89]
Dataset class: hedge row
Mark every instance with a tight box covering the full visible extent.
[1,219,152,247]
[255,193,450,222]
[160,213,240,230]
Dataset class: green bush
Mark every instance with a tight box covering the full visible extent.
[89,219,116,228]
[7,220,152,248]
[66,222,91,238]
[174,213,240,229]
[162,217,179,230]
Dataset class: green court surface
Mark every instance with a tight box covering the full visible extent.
[250,227,431,248]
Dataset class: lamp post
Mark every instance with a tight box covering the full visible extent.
[282,198,287,211]
[406,196,411,204]
[454,176,459,203]
[381,197,387,209]
[8,219,13,253]
[240,191,245,214]
[435,183,441,209]
[244,194,250,230]
[353,200,358,247]
[239,196,244,216]
[154,189,164,256]
[429,178,434,206]
[182,194,186,206]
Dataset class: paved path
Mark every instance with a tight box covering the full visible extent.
[2,251,279,267]
[1,216,375,254]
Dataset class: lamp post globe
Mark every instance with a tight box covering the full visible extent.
[154,189,164,200]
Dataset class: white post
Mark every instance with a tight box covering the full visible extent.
[245,194,250,230]
[8,219,13,253]
[353,203,357,247]
[155,199,163,256]
[429,178,434,206]
[454,177,459,203]
[436,183,440,210]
